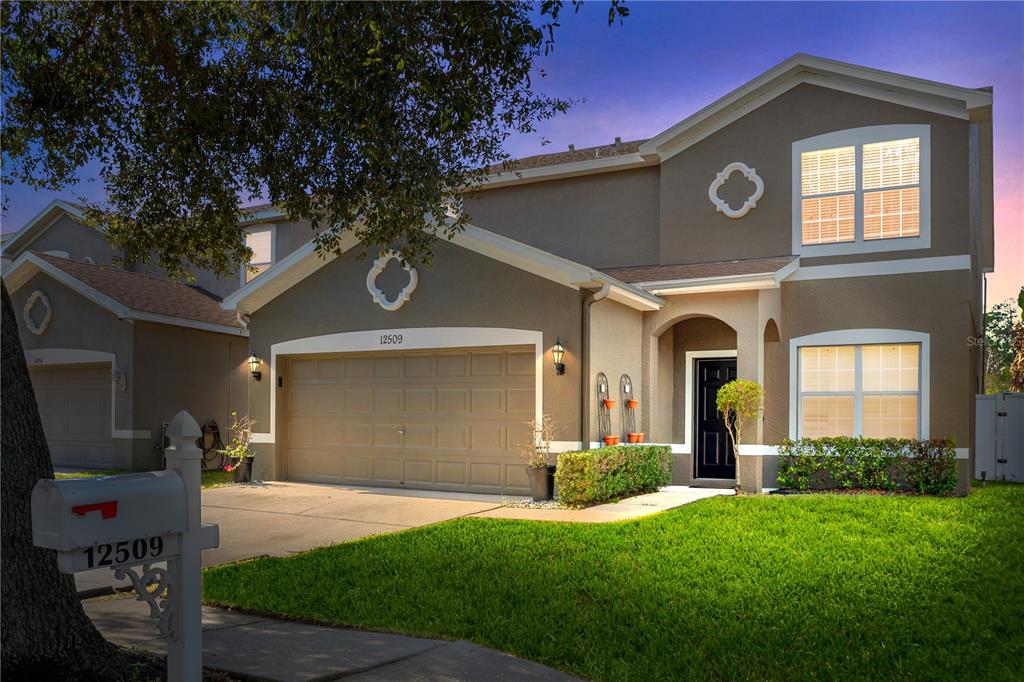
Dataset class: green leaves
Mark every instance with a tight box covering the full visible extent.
[2,1,618,279]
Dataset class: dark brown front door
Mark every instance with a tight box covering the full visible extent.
[694,358,738,479]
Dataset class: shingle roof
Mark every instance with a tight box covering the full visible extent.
[35,253,242,329]
[488,139,649,173]
[601,256,796,284]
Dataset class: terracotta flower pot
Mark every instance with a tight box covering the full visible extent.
[635,432,644,443]
[603,435,620,446]
[603,398,616,410]
[627,399,639,409]
[627,432,640,443]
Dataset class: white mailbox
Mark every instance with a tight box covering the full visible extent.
[32,470,186,552]
[32,409,218,682]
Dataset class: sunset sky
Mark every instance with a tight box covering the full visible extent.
[3,1,1021,306]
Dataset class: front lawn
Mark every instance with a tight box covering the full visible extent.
[56,468,233,489]
[203,485,1024,681]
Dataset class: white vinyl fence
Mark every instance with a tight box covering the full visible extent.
[975,393,1024,482]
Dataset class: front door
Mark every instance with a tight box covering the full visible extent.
[694,358,737,479]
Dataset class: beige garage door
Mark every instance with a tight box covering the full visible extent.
[284,346,535,494]
[29,364,113,468]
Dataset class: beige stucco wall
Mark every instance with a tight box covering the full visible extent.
[671,317,738,444]
[131,322,250,470]
[20,215,120,266]
[659,83,970,267]
[11,272,137,469]
[245,239,584,480]
[464,166,660,269]
[588,298,644,443]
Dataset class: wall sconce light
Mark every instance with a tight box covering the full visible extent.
[552,338,565,376]
[248,353,263,381]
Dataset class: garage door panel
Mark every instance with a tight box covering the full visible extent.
[30,365,112,469]
[291,358,318,379]
[285,346,535,494]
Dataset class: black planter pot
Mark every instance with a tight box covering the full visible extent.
[526,466,554,501]
[232,458,253,483]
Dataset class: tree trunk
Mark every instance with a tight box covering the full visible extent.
[1,280,121,678]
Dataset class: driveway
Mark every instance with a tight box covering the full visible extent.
[76,482,505,593]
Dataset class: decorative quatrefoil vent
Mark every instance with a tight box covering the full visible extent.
[23,290,53,335]
[708,162,765,219]
[366,251,418,312]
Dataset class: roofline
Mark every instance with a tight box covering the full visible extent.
[4,252,248,336]
[1,200,90,257]
[471,54,992,190]
[222,220,664,315]
[630,258,800,296]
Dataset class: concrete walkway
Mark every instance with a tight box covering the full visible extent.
[86,595,578,681]
[476,486,734,523]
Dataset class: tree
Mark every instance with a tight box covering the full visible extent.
[1010,288,1024,393]
[1,2,627,676]
[716,378,764,460]
[983,299,1018,393]
[3,1,626,278]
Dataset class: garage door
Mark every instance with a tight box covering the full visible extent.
[284,346,535,494]
[29,364,113,468]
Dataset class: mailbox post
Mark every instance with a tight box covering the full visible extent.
[32,410,218,682]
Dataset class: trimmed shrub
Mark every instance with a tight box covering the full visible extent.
[905,439,958,494]
[776,437,957,494]
[556,445,672,508]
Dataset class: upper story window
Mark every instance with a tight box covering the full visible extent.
[792,125,930,256]
[242,225,275,284]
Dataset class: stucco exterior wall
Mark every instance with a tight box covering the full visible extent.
[464,166,660,269]
[671,317,738,444]
[12,272,137,468]
[588,298,644,443]
[22,215,119,266]
[245,239,584,480]
[658,83,970,267]
[131,322,250,470]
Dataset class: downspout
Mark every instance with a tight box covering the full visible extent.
[581,281,611,448]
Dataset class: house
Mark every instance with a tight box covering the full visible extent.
[1,201,254,470]
[222,55,993,495]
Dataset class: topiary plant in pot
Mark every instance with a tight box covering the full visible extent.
[520,414,556,501]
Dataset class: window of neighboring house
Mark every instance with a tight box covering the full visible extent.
[798,343,921,439]
[793,125,930,255]
[242,226,274,283]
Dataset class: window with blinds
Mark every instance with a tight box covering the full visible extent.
[798,343,920,439]
[799,134,921,246]
[244,227,274,283]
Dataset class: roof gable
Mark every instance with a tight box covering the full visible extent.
[1,200,91,259]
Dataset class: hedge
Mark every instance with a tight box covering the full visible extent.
[555,445,672,508]
[776,437,957,494]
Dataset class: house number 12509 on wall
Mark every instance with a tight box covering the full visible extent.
[380,334,403,346]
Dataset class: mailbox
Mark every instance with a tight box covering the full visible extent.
[32,470,186,552]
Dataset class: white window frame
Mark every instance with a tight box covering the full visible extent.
[792,124,931,256]
[788,329,929,439]
[240,224,276,286]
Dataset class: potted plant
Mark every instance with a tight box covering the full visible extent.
[220,411,256,483]
[603,434,620,446]
[519,414,556,501]
[627,432,641,443]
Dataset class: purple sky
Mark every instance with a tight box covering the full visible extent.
[3,1,1021,306]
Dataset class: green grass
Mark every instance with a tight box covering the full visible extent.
[56,468,234,489]
[203,486,1024,681]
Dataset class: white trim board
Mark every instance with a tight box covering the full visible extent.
[683,350,738,457]
[23,348,150,440]
[788,329,930,440]
[786,255,971,282]
[253,327,545,445]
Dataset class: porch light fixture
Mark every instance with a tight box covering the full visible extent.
[248,353,262,381]
[552,338,565,376]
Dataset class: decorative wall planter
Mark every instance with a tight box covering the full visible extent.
[627,399,639,410]
[603,399,616,410]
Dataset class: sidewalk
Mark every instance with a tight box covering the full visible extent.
[86,595,579,681]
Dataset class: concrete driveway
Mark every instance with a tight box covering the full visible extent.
[76,482,505,593]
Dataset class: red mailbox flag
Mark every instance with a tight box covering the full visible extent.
[71,501,118,519]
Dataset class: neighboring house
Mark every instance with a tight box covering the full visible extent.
[222,55,992,495]
[1,202,252,470]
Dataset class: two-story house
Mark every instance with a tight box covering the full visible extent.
[219,55,993,495]
[0,201,290,471]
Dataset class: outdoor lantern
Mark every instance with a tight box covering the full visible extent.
[248,353,262,381]
[552,338,566,375]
